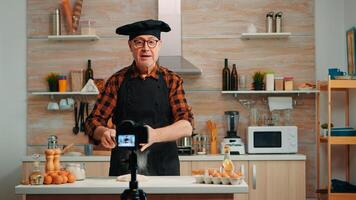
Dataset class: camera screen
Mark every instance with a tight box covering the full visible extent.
[117,134,135,147]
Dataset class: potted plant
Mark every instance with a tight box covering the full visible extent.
[46,73,59,92]
[321,123,334,136]
[252,71,265,90]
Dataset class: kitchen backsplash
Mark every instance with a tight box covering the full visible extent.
[27,0,315,196]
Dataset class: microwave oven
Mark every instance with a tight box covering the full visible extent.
[247,126,298,154]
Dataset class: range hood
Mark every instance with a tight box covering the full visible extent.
[158,0,202,75]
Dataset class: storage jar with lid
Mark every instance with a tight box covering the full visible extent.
[275,77,284,90]
[80,19,96,35]
[265,72,274,91]
[284,77,294,90]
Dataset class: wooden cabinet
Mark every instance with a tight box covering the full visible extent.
[22,158,305,200]
[248,161,305,200]
[180,161,192,176]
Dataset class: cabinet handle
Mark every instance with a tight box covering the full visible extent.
[252,164,256,190]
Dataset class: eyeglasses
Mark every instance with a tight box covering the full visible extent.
[132,39,159,48]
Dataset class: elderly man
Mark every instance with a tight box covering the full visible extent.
[85,19,194,176]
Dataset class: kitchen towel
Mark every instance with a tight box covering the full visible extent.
[268,97,293,111]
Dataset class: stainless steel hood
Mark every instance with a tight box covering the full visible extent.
[158,0,202,75]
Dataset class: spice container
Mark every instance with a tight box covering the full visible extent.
[80,19,96,35]
[193,134,208,155]
[284,77,294,90]
[275,77,284,90]
[265,72,274,91]
[58,75,67,92]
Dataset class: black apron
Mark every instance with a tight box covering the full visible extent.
[109,67,179,176]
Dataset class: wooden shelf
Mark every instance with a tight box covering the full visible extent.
[241,32,291,40]
[47,35,100,41]
[316,77,356,200]
[318,79,356,90]
[330,193,356,200]
[329,80,356,89]
[320,136,356,144]
[221,90,319,94]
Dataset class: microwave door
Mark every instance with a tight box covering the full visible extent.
[252,131,283,153]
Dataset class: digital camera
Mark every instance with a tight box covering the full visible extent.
[116,120,148,150]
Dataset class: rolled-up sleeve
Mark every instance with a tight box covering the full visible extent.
[169,76,194,127]
[85,75,118,143]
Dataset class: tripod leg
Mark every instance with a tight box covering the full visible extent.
[121,189,130,200]
[139,189,147,200]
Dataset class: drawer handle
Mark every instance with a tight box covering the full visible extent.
[252,164,256,190]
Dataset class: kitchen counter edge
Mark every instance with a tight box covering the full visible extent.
[23,154,306,162]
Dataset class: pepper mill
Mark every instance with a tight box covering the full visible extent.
[53,148,62,171]
[45,149,55,173]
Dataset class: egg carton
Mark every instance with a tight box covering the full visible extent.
[193,175,244,185]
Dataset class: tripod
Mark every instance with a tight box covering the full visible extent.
[121,150,147,200]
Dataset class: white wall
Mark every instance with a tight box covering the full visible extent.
[315,0,350,186]
[315,0,346,80]
[0,1,27,200]
[344,0,356,184]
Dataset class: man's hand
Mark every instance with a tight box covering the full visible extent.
[101,128,116,149]
[140,125,159,152]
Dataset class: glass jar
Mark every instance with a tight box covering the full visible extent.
[29,154,43,185]
[284,77,294,91]
[193,134,208,155]
[66,163,86,180]
[80,19,96,35]
[274,77,284,90]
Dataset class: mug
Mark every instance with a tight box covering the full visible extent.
[59,98,75,110]
[47,101,59,110]
[84,144,93,156]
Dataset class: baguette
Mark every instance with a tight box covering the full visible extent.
[72,0,83,32]
[60,0,74,34]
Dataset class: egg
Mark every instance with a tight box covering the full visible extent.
[67,174,76,183]
[43,175,52,184]
[62,175,68,184]
[53,175,63,184]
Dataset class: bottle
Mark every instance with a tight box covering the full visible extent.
[230,64,238,90]
[266,12,274,33]
[58,75,67,92]
[29,154,43,185]
[222,145,234,175]
[84,59,94,84]
[222,58,231,91]
[275,12,283,33]
[51,8,61,35]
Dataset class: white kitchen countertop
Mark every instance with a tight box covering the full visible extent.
[22,154,306,162]
[15,176,248,194]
